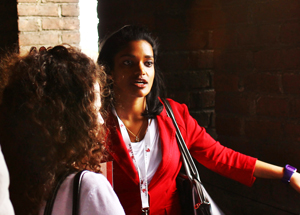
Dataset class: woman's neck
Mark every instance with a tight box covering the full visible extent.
[114,96,146,122]
[114,96,148,142]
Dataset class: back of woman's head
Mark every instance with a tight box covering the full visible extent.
[97,25,165,117]
[0,45,107,214]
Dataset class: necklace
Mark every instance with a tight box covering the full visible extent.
[124,119,145,142]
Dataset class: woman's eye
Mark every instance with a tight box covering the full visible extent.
[123,60,132,66]
[144,61,153,67]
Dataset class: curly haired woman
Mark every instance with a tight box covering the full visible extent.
[0,45,125,215]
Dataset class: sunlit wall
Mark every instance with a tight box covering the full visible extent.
[79,0,99,61]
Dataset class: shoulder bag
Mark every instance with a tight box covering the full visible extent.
[162,98,225,215]
[44,170,87,215]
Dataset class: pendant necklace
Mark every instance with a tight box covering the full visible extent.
[124,119,145,142]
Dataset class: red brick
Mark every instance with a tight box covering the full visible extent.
[190,90,216,109]
[252,1,300,24]
[198,50,214,69]
[256,96,288,117]
[216,115,242,136]
[218,0,248,6]
[214,50,253,70]
[187,30,212,50]
[62,32,80,44]
[212,4,249,27]
[18,4,58,16]
[18,18,40,31]
[280,23,300,44]
[42,18,79,30]
[214,73,239,92]
[159,31,209,51]
[167,90,190,105]
[284,123,300,141]
[189,111,212,128]
[257,24,280,46]
[159,52,189,71]
[254,49,282,70]
[289,99,300,118]
[276,141,300,171]
[245,119,282,139]
[191,0,215,8]
[19,32,60,46]
[154,14,188,32]
[215,93,254,115]
[164,70,211,90]
[282,74,300,94]
[282,48,300,69]
[236,26,258,46]
[244,73,281,93]
[61,4,79,17]
[132,1,160,14]
[160,50,213,71]
[186,9,213,30]
[212,28,237,49]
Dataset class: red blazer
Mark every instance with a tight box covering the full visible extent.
[106,99,257,215]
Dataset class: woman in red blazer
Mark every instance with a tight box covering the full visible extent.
[98,25,300,215]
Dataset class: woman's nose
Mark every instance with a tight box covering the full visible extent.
[136,62,146,75]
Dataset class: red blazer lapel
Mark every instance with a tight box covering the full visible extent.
[149,105,178,189]
[106,113,139,184]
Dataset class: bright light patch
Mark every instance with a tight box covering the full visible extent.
[79,0,99,61]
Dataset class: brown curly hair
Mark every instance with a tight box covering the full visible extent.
[0,45,108,215]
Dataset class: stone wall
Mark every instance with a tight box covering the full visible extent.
[17,0,80,54]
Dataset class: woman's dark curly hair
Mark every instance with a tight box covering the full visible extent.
[97,25,166,118]
[0,45,108,215]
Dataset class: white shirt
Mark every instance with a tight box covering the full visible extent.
[39,171,125,215]
[0,147,14,215]
[130,119,162,184]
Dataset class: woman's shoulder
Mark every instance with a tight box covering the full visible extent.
[79,171,126,215]
[80,170,111,187]
[163,98,189,114]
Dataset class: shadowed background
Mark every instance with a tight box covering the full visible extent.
[1,0,300,214]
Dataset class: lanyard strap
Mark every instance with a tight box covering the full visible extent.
[112,108,150,211]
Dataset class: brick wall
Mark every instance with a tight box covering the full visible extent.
[98,0,300,214]
[213,1,300,214]
[17,0,80,54]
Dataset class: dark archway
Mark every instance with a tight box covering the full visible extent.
[0,0,18,56]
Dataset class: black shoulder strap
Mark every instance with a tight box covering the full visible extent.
[162,99,211,206]
[72,170,86,215]
[44,170,86,215]
[44,172,70,215]
[161,98,201,182]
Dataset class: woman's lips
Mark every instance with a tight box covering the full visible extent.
[133,78,148,88]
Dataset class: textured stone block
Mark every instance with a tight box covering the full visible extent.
[42,18,79,30]
[18,4,58,16]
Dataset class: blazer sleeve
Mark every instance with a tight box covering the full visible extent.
[168,99,257,187]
